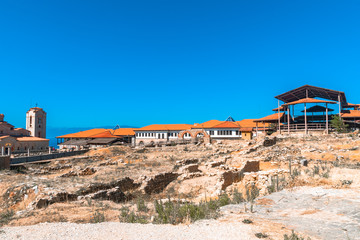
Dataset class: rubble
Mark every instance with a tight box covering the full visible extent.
[59,167,97,177]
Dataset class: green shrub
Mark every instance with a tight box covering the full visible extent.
[119,206,148,224]
[255,232,268,238]
[242,219,253,224]
[283,230,305,240]
[136,198,149,212]
[90,210,105,223]
[331,115,349,133]
[0,209,14,226]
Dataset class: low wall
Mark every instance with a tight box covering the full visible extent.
[0,156,10,169]
[11,150,89,165]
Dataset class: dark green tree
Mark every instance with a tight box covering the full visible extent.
[330,115,348,133]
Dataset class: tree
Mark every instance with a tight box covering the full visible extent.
[330,115,348,133]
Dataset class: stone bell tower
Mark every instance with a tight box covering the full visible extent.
[26,107,47,138]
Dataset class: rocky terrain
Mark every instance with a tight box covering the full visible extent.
[0,132,360,239]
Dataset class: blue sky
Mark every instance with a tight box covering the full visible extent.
[1,0,360,129]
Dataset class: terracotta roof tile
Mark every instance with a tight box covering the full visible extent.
[341,110,360,118]
[254,112,285,122]
[17,137,49,142]
[236,119,270,128]
[57,129,109,138]
[282,98,336,106]
[192,120,222,129]
[112,128,136,136]
[89,131,119,138]
[210,121,240,129]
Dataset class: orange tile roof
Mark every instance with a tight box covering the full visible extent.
[236,119,270,128]
[0,135,11,140]
[112,128,136,136]
[57,129,109,138]
[17,137,49,142]
[341,110,360,118]
[210,121,240,129]
[240,127,253,132]
[282,98,336,106]
[135,124,193,131]
[192,120,222,129]
[254,112,285,122]
[89,131,119,138]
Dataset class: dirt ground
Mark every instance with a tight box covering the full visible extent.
[0,133,359,239]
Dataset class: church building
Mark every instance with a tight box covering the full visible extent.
[0,107,49,155]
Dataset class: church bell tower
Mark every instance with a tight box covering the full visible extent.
[26,107,47,138]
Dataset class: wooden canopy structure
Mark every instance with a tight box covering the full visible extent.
[255,85,351,135]
[275,85,347,104]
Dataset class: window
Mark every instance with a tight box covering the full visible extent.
[162,133,165,139]
[30,116,32,127]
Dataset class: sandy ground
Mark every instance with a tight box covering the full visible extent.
[222,186,360,240]
[0,220,261,240]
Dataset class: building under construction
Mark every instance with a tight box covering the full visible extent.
[254,85,360,134]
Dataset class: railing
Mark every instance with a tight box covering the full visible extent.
[11,150,89,165]
[279,123,333,131]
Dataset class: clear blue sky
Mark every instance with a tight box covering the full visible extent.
[1,0,360,128]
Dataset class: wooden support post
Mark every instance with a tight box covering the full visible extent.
[338,94,341,117]
[278,100,281,134]
[287,106,290,134]
[326,103,329,134]
[304,103,307,134]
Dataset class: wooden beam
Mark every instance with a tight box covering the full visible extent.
[287,106,290,134]
[326,103,329,134]
[304,103,307,134]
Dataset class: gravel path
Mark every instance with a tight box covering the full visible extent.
[0,220,258,240]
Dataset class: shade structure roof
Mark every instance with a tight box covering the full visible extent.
[254,112,285,122]
[272,106,285,112]
[301,105,334,113]
[282,98,336,106]
[275,85,347,104]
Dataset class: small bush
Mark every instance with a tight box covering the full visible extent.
[218,193,231,207]
[242,219,253,224]
[255,232,268,238]
[284,230,305,240]
[119,207,148,224]
[90,210,105,223]
[137,198,149,212]
[0,209,14,226]
[153,199,220,224]
[231,189,245,204]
